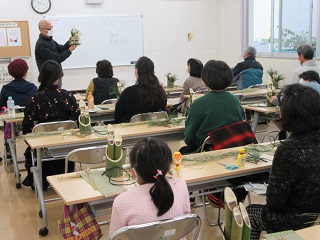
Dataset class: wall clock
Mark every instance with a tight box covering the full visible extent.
[31,0,51,14]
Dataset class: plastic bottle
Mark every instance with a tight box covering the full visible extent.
[7,96,15,118]
[237,147,246,167]
[87,92,94,110]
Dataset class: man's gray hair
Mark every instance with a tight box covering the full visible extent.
[245,46,257,57]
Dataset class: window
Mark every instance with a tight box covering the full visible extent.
[244,0,320,58]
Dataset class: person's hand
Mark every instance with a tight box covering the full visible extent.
[269,95,277,103]
[69,45,77,51]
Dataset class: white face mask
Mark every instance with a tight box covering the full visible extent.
[299,78,305,83]
[46,29,53,37]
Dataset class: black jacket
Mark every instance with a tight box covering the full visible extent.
[0,78,37,107]
[35,34,71,70]
[232,56,263,77]
[93,77,119,104]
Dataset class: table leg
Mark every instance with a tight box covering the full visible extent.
[7,123,21,188]
[31,148,49,236]
[251,111,260,133]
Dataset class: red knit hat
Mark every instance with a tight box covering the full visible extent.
[8,59,28,78]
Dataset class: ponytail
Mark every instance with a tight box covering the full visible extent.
[149,173,174,216]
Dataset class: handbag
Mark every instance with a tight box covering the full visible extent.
[57,206,103,240]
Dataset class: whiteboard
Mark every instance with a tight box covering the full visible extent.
[44,15,143,69]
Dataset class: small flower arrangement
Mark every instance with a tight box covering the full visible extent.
[69,28,81,45]
[267,68,285,89]
[165,72,178,88]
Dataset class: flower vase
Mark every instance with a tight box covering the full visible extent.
[167,79,174,88]
[105,146,124,178]
[105,134,124,178]
[78,115,92,134]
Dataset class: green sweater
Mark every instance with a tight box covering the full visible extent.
[184,91,244,148]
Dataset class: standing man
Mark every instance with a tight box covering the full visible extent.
[35,20,78,70]
[291,44,320,84]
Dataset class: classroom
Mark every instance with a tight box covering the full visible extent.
[0,0,320,240]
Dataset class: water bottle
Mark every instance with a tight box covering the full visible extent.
[7,96,15,118]
[87,92,94,110]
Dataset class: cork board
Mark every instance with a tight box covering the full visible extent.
[0,21,31,57]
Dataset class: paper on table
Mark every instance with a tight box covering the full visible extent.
[263,230,304,240]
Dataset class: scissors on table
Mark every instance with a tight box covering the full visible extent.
[217,162,239,170]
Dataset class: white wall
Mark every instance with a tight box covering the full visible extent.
[1,0,216,90]
[3,0,317,90]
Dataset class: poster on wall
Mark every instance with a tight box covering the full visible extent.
[0,58,12,83]
[0,57,34,85]
[0,28,7,47]
[6,28,22,47]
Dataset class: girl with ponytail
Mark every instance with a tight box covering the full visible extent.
[109,138,190,237]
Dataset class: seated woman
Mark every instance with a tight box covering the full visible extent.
[0,58,37,108]
[114,56,167,123]
[176,58,206,114]
[85,59,120,104]
[109,138,191,237]
[181,60,244,154]
[247,84,320,240]
[22,60,80,189]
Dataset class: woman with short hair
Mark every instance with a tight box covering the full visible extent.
[247,84,320,239]
[182,60,244,153]
[85,59,119,104]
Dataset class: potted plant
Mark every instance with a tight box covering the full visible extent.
[267,68,285,89]
[165,72,178,88]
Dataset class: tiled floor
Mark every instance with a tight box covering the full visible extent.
[0,122,277,239]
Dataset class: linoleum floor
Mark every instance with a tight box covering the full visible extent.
[0,122,276,239]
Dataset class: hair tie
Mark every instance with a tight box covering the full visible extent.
[153,169,163,179]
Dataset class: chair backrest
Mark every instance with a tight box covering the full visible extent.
[237,68,263,90]
[32,120,78,133]
[130,111,168,123]
[109,214,201,240]
[101,98,118,105]
[200,121,258,152]
[195,88,208,94]
[65,145,106,173]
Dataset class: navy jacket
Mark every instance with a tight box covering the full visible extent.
[0,78,38,108]
[35,34,71,70]
[232,56,263,77]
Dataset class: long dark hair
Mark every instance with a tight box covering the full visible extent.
[135,56,166,104]
[130,138,174,216]
[38,60,63,91]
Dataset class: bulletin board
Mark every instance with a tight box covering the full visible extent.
[44,15,143,68]
[0,21,31,58]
